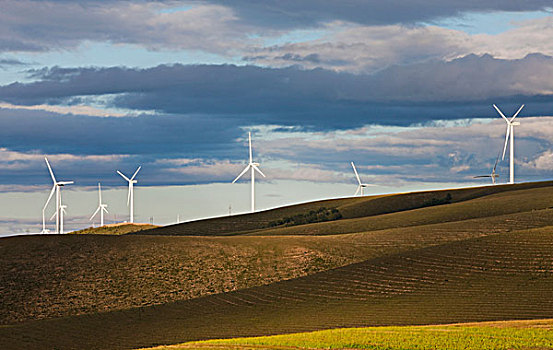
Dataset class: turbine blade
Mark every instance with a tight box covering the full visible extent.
[127,186,131,206]
[90,206,100,221]
[354,185,361,196]
[493,153,501,173]
[473,175,491,178]
[98,183,102,203]
[117,170,130,182]
[44,157,57,183]
[253,165,266,177]
[58,181,73,185]
[103,207,109,214]
[502,125,510,160]
[510,104,525,121]
[131,166,141,181]
[43,185,56,210]
[493,104,509,122]
[50,210,57,221]
[248,132,253,164]
[351,162,362,185]
[232,165,250,183]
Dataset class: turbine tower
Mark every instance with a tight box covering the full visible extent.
[351,162,374,196]
[117,166,141,223]
[51,205,68,234]
[40,208,50,234]
[493,104,524,184]
[90,183,109,226]
[44,157,73,234]
[232,132,266,213]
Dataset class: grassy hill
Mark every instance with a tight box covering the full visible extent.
[141,181,553,236]
[145,319,553,350]
[70,223,159,235]
[1,181,553,349]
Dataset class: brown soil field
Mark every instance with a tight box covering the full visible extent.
[1,182,553,349]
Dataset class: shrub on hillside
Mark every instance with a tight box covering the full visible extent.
[268,207,342,228]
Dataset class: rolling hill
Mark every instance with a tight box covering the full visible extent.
[144,319,553,350]
[141,181,553,236]
[70,223,159,235]
[1,181,553,349]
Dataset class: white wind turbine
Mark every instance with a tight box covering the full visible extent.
[351,162,374,196]
[232,132,266,213]
[44,157,73,234]
[90,183,109,227]
[473,152,500,185]
[493,104,524,184]
[117,166,141,223]
[50,204,67,234]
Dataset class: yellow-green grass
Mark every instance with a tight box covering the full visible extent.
[69,223,159,235]
[142,181,553,236]
[2,227,553,350]
[145,319,553,350]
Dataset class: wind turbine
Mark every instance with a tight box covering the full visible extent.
[351,162,374,196]
[473,152,501,185]
[50,204,67,234]
[44,157,73,234]
[232,132,265,213]
[90,183,108,226]
[493,104,524,184]
[117,166,141,223]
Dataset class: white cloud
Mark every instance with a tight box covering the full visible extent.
[0,102,127,117]
[0,1,270,55]
[245,16,553,73]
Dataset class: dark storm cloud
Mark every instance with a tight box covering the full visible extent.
[3,54,553,129]
[205,0,553,28]
[0,108,242,157]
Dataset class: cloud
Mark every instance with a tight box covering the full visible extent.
[0,1,266,54]
[0,102,127,117]
[3,57,553,130]
[0,58,29,68]
[523,150,553,170]
[207,1,553,28]
[245,17,553,74]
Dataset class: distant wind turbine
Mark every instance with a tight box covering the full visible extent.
[493,104,524,184]
[90,183,108,226]
[44,157,73,234]
[351,162,375,196]
[232,132,265,213]
[117,166,141,223]
[50,204,67,234]
[473,151,501,185]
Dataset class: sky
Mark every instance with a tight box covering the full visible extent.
[2,0,553,235]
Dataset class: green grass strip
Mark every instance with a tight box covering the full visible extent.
[148,322,553,350]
